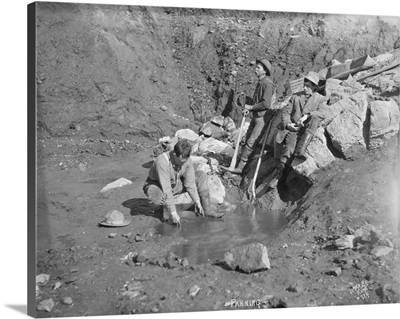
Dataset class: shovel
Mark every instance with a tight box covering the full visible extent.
[220,94,247,173]
[247,118,273,203]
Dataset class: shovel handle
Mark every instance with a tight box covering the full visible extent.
[229,114,247,170]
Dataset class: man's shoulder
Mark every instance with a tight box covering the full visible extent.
[154,151,170,166]
[261,76,274,87]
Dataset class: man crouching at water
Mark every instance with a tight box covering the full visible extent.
[143,139,224,226]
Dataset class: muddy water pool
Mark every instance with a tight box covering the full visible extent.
[156,203,287,264]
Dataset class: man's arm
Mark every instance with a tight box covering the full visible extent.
[282,96,295,128]
[155,157,176,214]
[182,160,200,203]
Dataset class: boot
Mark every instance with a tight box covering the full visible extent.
[267,162,285,189]
[294,132,313,161]
[199,192,224,218]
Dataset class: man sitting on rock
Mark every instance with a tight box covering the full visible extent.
[234,58,276,174]
[269,71,326,188]
[143,139,224,226]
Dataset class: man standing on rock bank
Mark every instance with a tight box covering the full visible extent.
[234,58,276,174]
[143,139,224,226]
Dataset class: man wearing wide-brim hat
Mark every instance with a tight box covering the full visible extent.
[269,71,326,188]
[233,58,276,174]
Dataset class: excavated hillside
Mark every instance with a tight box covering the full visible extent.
[36,3,399,139]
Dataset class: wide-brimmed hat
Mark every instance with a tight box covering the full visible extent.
[256,59,272,76]
[99,210,132,227]
[303,71,320,87]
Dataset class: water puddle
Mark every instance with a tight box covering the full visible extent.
[156,203,287,264]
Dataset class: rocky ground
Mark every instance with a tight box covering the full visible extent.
[31,2,400,318]
[35,128,399,318]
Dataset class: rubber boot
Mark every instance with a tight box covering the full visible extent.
[294,132,313,161]
[268,162,285,189]
[199,192,224,218]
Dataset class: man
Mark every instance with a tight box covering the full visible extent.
[143,139,224,227]
[234,58,276,174]
[270,71,325,187]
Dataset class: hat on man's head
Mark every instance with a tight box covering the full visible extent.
[303,71,320,87]
[256,59,273,76]
[99,210,131,227]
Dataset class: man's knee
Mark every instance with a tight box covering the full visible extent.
[144,184,164,206]
[305,115,320,134]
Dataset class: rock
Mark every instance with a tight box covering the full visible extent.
[65,275,78,284]
[210,115,224,127]
[223,116,236,132]
[301,250,313,259]
[287,282,305,293]
[335,235,355,249]
[175,129,200,142]
[375,284,398,302]
[61,297,73,305]
[164,252,180,269]
[224,243,270,273]
[135,253,147,263]
[354,259,368,270]
[292,127,336,177]
[198,137,230,154]
[78,162,86,172]
[199,122,224,138]
[135,234,145,242]
[369,100,400,149]
[126,281,142,291]
[370,246,393,258]
[191,155,219,173]
[208,174,225,204]
[36,274,50,286]
[53,282,62,290]
[354,224,384,245]
[188,285,201,297]
[37,299,55,312]
[327,267,342,276]
[150,306,160,313]
[108,233,117,238]
[100,177,132,193]
[122,290,141,298]
[180,258,189,267]
[326,91,369,157]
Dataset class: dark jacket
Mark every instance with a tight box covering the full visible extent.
[276,92,325,143]
[251,76,276,118]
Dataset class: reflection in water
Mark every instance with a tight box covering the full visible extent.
[156,203,287,264]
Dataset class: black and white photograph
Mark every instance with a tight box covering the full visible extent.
[2,0,400,319]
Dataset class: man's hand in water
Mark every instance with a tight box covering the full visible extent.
[170,211,181,227]
[195,200,205,217]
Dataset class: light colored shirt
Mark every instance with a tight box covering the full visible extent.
[146,151,199,213]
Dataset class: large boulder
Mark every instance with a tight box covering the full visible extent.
[198,137,230,154]
[175,129,200,142]
[191,156,219,174]
[292,127,336,176]
[369,100,400,148]
[199,122,225,138]
[224,243,270,273]
[208,174,225,204]
[326,91,369,157]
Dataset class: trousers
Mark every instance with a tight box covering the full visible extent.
[143,170,209,213]
[276,114,321,161]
